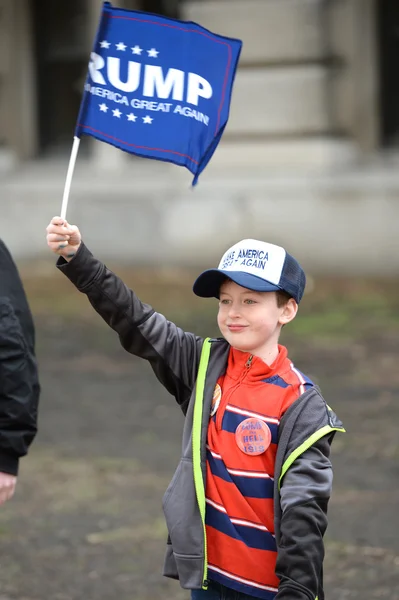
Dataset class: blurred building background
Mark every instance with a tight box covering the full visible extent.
[0,0,398,273]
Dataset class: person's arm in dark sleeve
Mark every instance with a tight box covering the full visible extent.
[46,215,203,406]
[0,297,39,476]
[275,435,333,600]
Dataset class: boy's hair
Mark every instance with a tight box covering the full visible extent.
[276,290,293,308]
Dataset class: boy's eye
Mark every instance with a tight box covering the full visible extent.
[220,298,230,305]
[244,299,257,304]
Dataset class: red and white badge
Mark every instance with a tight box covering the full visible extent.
[235,417,272,456]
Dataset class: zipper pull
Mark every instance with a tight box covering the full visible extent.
[246,355,253,368]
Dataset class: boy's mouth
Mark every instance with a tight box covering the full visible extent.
[227,324,247,332]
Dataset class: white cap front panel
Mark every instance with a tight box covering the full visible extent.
[218,239,286,284]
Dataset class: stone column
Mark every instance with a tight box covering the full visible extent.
[1,0,38,162]
[329,0,380,153]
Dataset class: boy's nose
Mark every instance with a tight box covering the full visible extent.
[228,304,241,318]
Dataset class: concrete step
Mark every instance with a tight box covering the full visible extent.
[83,135,355,176]
[206,138,357,173]
[0,137,357,186]
[227,66,329,136]
[2,157,399,275]
[182,0,325,64]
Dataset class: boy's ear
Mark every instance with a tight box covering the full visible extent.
[279,298,298,325]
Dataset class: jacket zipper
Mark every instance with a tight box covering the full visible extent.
[215,354,253,431]
[195,349,253,587]
[192,339,212,590]
[245,354,254,368]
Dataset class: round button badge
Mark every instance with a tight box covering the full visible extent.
[235,417,272,456]
[210,383,222,416]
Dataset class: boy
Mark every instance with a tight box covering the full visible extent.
[0,238,40,505]
[46,216,344,600]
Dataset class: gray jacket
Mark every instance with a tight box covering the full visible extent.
[57,243,344,600]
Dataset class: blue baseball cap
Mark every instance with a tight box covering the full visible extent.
[193,239,306,303]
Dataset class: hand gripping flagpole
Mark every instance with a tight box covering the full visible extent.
[60,136,81,221]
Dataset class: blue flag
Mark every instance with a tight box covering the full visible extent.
[75,2,242,184]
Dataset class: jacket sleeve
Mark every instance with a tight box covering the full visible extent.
[56,243,203,407]
[275,434,334,600]
[0,239,40,475]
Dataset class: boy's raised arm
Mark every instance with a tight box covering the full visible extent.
[46,217,203,407]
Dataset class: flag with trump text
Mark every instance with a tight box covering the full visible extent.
[75,1,242,184]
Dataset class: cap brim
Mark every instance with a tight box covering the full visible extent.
[192,269,282,298]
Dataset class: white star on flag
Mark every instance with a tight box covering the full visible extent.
[116,42,127,51]
[113,109,122,118]
[143,116,153,124]
[99,103,108,112]
[131,45,143,55]
[100,40,110,49]
[127,113,137,122]
[147,48,159,58]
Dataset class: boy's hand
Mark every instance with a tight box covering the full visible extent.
[0,472,17,506]
[46,216,82,261]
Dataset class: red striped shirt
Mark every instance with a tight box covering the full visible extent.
[205,345,313,599]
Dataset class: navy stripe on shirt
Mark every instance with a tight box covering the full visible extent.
[295,369,315,391]
[207,450,274,499]
[205,502,277,552]
[262,375,289,388]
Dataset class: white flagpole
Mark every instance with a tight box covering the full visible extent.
[60,136,81,221]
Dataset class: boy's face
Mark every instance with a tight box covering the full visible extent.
[217,279,297,356]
